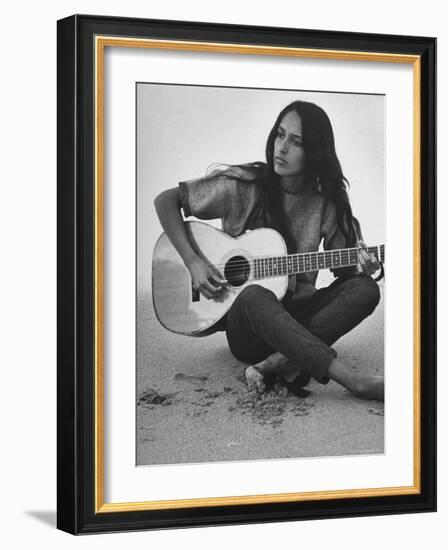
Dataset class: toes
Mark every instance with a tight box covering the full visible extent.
[245,366,258,392]
[245,366,265,394]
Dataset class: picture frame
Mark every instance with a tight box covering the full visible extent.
[57,14,436,534]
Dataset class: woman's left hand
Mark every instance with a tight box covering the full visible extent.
[357,240,381,276]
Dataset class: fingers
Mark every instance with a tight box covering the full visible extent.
[196,269,228,300]
[196,285,215,300]
[357,242,380,276]
[208,269,228,286]
[358,241,370,274]
[189,258,229,300]
[370,253,381,271]
[194,280,219,299]
[358,250,369,274]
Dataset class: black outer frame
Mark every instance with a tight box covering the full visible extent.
[57,14,436,535]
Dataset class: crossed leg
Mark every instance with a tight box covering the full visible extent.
[226,274,383,400]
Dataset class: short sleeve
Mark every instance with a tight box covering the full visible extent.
[178,165,261,237]
[178,170,232,220]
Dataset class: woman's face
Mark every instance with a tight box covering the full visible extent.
[273,111,305,178]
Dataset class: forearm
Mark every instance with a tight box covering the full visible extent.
[154,187,198,268]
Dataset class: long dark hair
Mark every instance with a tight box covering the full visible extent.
[261,100,360,250]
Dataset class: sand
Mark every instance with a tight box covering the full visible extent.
[137,289,384,466]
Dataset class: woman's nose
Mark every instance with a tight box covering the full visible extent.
[279,139,288,153]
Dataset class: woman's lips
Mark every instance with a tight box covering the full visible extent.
[275,156,287,165]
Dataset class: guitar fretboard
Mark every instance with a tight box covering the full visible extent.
[252,245,385,280]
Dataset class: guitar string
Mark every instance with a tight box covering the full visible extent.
[199,245,384,266]
[207,261,381,275]
[206,259,371,276]
[206,246,384,272]
[205,253,385,279]
[209,258,362,270]
[205,265,382,283]
[208,267,357,278]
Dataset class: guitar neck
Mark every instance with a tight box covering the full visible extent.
[252,245,385,280]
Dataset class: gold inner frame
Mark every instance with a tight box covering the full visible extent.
[94,36,421,513]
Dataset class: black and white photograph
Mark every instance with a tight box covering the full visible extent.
[0,0,442,542]
[136,83,385,466]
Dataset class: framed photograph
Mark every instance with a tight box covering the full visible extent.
[57,14,436,534]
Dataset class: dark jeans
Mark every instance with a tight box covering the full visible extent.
[225,274,380,384]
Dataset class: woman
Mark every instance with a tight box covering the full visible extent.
[154,100,384,401]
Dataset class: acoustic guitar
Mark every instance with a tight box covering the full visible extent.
[152,221,384,336]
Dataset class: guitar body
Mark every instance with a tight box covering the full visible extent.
[152,221,288,336]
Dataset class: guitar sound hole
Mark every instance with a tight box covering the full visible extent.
[224,255,250,287]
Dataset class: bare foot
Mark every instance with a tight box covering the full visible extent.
[245,366,266,394]
[328,358,384,402]
[353,376,384,402]
[258,352,298,381]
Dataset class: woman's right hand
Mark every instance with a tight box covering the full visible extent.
[154,187,228,299]
[187,256,228,300]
